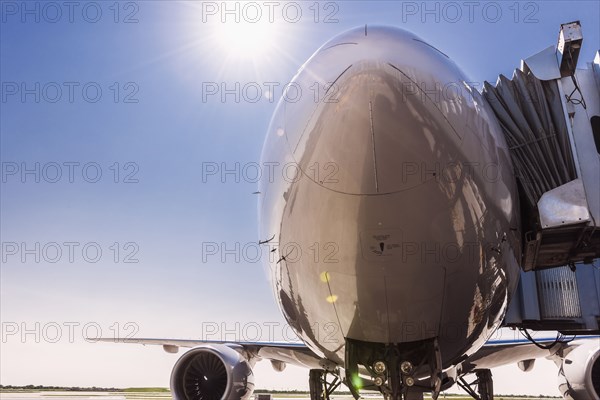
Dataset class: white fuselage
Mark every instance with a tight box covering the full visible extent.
[259,26,521,369]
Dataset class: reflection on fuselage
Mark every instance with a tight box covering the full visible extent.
[259,26,521,369]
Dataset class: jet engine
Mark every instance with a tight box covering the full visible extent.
[557,340,600,400]
[170,344,255,400]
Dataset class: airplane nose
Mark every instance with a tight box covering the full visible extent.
[266,26,494,349]
[278,59,468,344]
[284,60,464,196]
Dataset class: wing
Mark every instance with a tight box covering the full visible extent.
[94,335,599,373]
[460,336,599,372]
[93,338,326,370]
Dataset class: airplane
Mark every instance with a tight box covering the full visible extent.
[98,24,600,400]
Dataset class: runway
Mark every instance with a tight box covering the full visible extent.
[0,391,560,400]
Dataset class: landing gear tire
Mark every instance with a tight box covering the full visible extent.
[476,370,493,400]
[309,369,341,400]
[457,369,494,400]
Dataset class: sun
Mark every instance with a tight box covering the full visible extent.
[175,3,294,81]
[213,19,278,60]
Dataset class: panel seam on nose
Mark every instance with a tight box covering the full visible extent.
[369,100,379,193]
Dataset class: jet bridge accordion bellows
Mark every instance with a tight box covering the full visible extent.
[482,68,577,209]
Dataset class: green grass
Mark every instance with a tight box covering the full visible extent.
[0,388,561,400]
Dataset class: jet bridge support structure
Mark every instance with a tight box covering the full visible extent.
[504,263,600,334]
[482,21,600,272]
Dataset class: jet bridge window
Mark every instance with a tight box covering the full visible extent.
[591,116,600,155]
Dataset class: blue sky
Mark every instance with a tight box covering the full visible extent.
[1,0,599,395]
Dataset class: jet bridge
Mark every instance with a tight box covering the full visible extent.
[504,263,600,333]
[486,22,600,333]
[483,21,600,272]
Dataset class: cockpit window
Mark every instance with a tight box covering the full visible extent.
[412,38,449,58]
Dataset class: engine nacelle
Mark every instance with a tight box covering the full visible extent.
[557,340,600,400]
[170,344,255,400]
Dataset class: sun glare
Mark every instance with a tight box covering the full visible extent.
[214,20,277,59]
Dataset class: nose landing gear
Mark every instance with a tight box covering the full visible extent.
[344,337,443,400]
